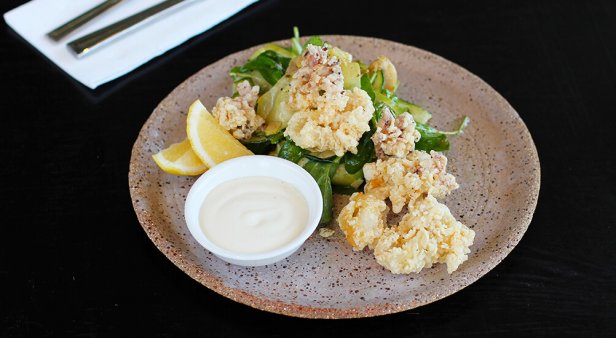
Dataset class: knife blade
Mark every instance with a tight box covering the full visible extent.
[47,0,124,41]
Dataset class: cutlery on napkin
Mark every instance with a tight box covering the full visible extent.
[67,0,195,58]
[3,0,259,89]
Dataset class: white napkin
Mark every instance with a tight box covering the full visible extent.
[4,0,258,89]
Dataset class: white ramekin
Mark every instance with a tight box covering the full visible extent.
[184,155,323,266]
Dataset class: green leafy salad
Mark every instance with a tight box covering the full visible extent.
[227,28,467,224]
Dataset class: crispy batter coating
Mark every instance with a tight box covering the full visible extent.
[288,45,346,112]
[373,195,475,274]
[406,150,459,200]
[285,87,373,156]
[363,151,458,214]
[372,109,421,159]
[284,45,373,156]
[337,192,388,251]
[338,149,471,274]
[211,80,264,140]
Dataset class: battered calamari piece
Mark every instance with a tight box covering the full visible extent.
[372,108,421,159]
[373,195,475,274]
[288,44,346,112]
[285,87,374,156]
[284,45,374,156]
[363,151,459,213]
[211,80,264,140]
[337,192,388,251]
[406,150,458,199]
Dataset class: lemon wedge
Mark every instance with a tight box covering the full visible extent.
[186,99,253,167]
[152,139,208,176]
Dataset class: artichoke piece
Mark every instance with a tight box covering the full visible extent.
[368,56,398,92]
[256,75,293,135]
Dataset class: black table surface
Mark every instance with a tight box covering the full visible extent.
[2,0,615,336]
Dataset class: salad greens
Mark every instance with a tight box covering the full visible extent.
[229,27,468,224]
[342,129,376,175]
[277,138,340,223]
[415,117,469,152]
[229,50,291,93]
[240,130,284,154]
[291,26,324,55]
[277,138,305,163]
[301,159,338,224]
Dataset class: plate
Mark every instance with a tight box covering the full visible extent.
[128,36,540,318]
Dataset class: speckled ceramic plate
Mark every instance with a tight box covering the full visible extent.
[129,36,540,318]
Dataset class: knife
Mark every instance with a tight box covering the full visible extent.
[47,0,124,41]
[67,0,194,58]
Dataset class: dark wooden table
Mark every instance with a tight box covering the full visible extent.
[2,0,615,336]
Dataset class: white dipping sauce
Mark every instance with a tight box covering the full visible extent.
[199,176,309,254]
